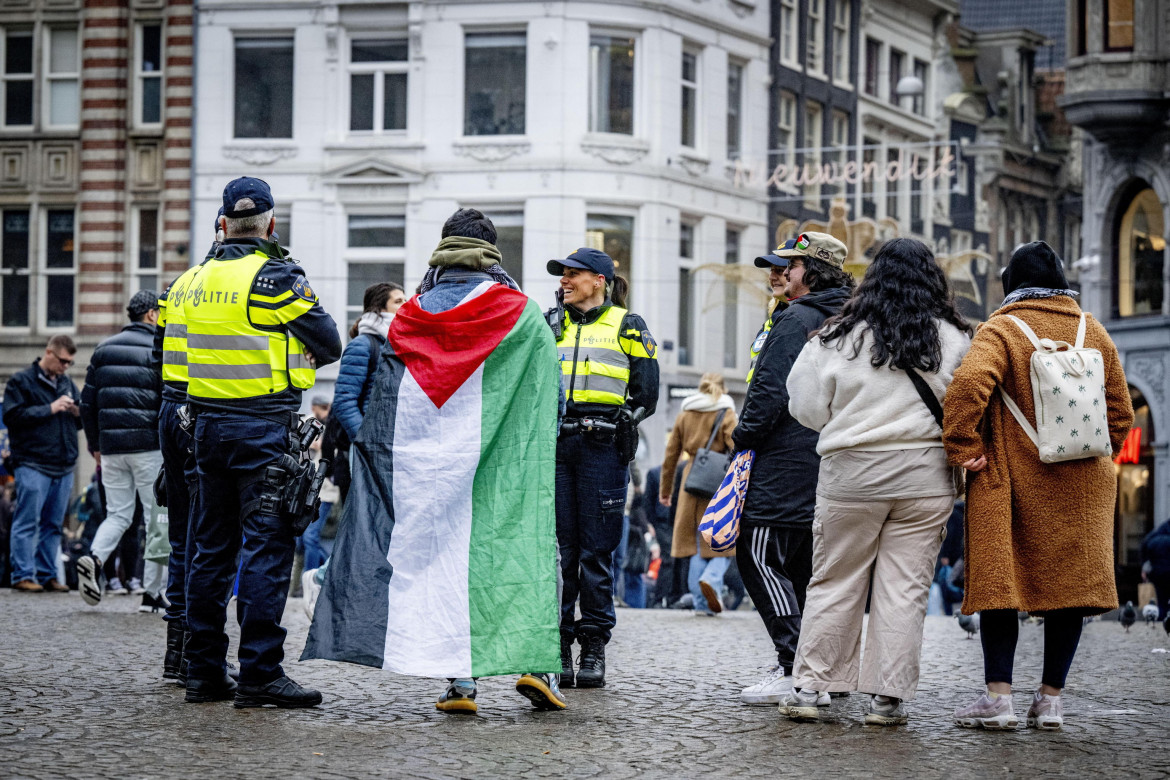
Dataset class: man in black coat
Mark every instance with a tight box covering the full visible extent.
[2,335,83,592]
[76,290,165,610]
[732,232,853,705]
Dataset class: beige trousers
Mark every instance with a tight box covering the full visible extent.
[792,494,953,701]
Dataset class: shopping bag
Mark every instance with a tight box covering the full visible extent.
[699,450,753,553]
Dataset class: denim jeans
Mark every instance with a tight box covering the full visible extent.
[10,466,73,585]
[296,500,332,572]
[688,552,730,615]
[90,450,163,568]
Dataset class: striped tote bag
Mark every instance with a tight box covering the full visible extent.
[699,450,754,553]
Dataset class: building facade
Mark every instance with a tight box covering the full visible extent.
[0,0,193,385]
[1060,0,1169,599]
[192,0,772,464]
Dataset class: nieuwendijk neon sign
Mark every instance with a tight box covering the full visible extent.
[731,140,961,201]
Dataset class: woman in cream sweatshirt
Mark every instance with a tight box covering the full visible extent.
[780,238,972,726]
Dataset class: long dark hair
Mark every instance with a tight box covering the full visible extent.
[817,238,972,372]
[348,281,404,339]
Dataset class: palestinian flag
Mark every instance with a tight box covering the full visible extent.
[301,283,561,678]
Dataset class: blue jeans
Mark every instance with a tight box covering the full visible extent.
[10,466,73,585]
[689,551,730,615]
[187,413,295,686]
[296,500,332,572]
[555,431,628,644]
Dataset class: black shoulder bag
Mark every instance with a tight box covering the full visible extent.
[683,408,732,499]
[905,368,965,496]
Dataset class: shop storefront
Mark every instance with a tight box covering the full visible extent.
[1114,386,1157,602]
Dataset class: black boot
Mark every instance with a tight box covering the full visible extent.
[560,636,575,688]
[576,635,606,688]
[234,676,323,709]
[185,671,238,703]
[163,621,186,683]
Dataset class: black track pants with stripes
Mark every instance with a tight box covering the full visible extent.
[736,524,813,673]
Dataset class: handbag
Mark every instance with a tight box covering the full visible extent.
[905,367,966,496]
[699,450,754,552]
[683,408,732,499]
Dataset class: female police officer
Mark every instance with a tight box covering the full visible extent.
[547,248,658,690]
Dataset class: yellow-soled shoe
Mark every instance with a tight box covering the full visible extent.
[436,679,478,714]
[516,673,567,711]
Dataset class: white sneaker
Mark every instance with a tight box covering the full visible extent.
[127,577,146,595]
[302,568,321,621]
[815,690,831,706]
[779,688,822,721]
[740,666,794,705]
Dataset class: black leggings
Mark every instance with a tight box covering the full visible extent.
[980,609,1084,689]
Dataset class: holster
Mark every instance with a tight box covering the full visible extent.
[153,465,168,508]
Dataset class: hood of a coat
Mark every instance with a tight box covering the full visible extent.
[791,285,852,318]
[680,393,735,413]
[357,310,394,338]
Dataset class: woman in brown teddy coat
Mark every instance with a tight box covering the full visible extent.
[943,241,1133,732]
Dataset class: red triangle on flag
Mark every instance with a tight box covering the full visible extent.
[388,285,528,408]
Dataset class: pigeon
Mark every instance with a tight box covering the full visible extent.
[1120,601,1137,633]
[957,612,980,639]
[1143,599,1159,626]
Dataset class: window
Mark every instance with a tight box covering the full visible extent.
[806,0,824,75]
[273,204,292,251]
[346,214,405,322]
[585,214,633,296]
[1117,187,1164,317]
[234,37,294,138]
[832,1,850,83]
[912,59,928,116]
[778,0,797,67]
[135,24,163,126]
[888,49,904,106]
[589,35,635,135]
[777,90,796,175]
[680,50,697,148]
[864,38,880,97]
[910,156,924,232]
[862,137,877,218]
[464,33,525,136]
[1075,0,1088,56]
[2,30,33,127]
[489,210,524,288]
[727,61,743,159]
[829,110,849,196]
[886,145,901,220]
[723,229,739,369]
[803,100,823,208]
[134,207,160,292]
[678,222,695,366]
[1,209,29,327]
[45,28,79,128]
[1105,0,1134,52]
[44,209,75,328]
[349,38,407,133]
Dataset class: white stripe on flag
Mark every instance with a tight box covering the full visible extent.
[383,367,483,677]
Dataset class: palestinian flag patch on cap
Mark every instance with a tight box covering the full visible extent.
[796,234,811,251]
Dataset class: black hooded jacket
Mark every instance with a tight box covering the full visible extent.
[81,321,162,454]
[733,285,852,528]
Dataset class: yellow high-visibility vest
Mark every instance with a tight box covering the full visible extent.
[557,306,653,406]
[158,264,204,386]
[178,251,315,400]
[745,316,773,384]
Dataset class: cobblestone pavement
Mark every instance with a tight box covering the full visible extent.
[1,589,1168,780]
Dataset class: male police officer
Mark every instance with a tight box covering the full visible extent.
[180,178,341,707]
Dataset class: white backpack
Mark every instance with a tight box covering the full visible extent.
[998,313,1112,464]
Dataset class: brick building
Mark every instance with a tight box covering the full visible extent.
[0,0,193,391]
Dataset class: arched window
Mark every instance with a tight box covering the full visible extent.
[1116,187,1165,317]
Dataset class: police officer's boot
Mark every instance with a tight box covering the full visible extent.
[575,635,606,688]
[560,635,575,688]
[163,621,186,683]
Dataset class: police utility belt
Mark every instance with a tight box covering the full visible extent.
[559,406,646,464]
[158,405,329,537]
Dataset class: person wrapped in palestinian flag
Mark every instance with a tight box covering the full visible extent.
[301,209,565,713]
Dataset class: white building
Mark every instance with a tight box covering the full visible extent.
[192,0,772,462]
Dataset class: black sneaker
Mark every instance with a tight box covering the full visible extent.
[185,672,238,703]
[576,635,606,688]
[139,592,168,614]
[560,636,575,688]
[76,554,104,606]
[234,676,323,709]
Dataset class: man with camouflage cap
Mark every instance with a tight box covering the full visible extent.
[78,289,168,613]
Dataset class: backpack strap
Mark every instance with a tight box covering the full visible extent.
[904,367,944,429]
[998,387,1040,448]
[1075,312,1087,349]
[1003,315,1042,350]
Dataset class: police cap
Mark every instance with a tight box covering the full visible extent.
[222,177,275,218]
[547,247,615,281]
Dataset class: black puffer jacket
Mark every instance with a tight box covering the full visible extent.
[733,286,851,528]
[81,321,162,454]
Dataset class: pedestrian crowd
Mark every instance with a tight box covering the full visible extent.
[0,176,1148,733]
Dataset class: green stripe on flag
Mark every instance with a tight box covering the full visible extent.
[468,300,562,676]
